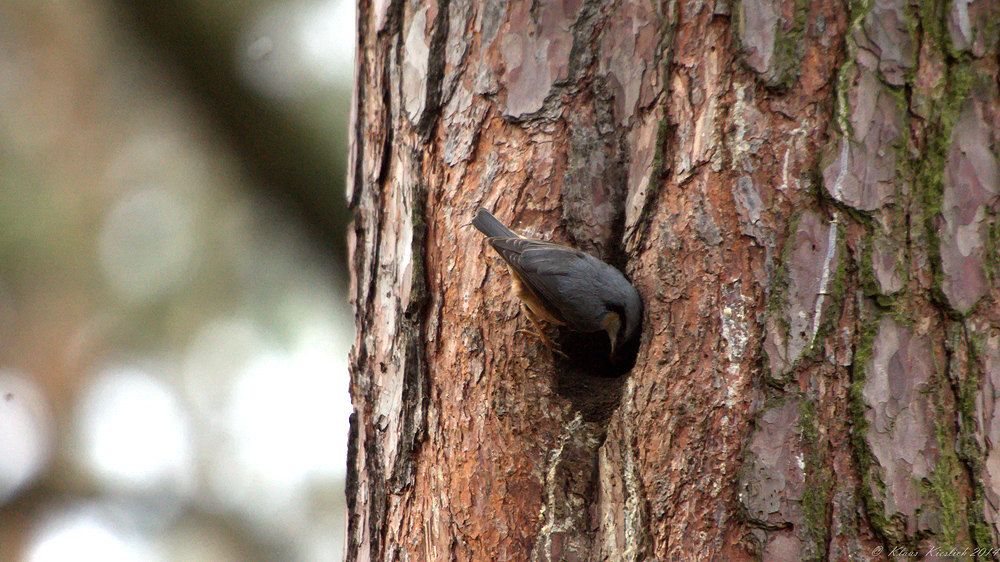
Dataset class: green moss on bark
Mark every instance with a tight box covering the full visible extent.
[799,399,833,561]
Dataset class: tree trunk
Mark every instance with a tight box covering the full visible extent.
[346,0,1000,560]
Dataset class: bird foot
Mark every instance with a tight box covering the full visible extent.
[515,328,566,357]
[518,305,566,357]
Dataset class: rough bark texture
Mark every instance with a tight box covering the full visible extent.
[347,0,1000,561]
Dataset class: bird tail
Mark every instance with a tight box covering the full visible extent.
[472,208,517,238]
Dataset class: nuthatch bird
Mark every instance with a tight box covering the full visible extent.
[473,208,642,357]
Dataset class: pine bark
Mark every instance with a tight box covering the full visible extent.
[347,0,1000,561]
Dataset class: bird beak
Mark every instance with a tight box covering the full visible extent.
[602,312,622,356]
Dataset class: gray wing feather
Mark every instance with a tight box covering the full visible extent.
[489,238,609,332]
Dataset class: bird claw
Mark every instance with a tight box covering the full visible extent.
[515,328,566,357]
[517,305,566,357]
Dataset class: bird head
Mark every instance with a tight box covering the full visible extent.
[602,282,642,357]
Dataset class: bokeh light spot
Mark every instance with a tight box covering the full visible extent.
[76,367,193,494]
[98,189,197,303]
[0,371,54,504]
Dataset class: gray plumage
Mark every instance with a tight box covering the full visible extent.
[471,207,517,239]
[472,208,642,354]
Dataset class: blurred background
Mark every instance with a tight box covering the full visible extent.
[0,0,355,560]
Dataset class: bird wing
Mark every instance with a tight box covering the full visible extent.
[488,237,606,331]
